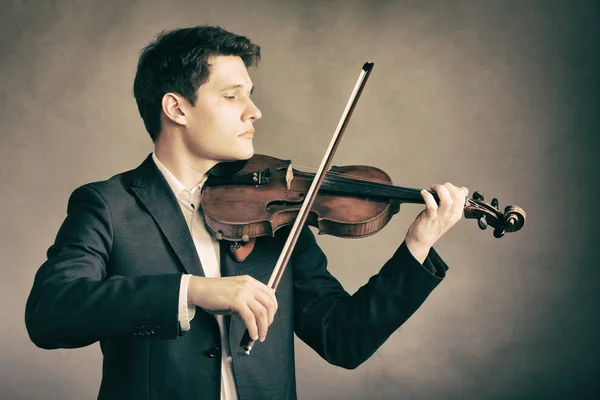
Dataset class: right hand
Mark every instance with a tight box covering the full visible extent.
[187,275,278,342]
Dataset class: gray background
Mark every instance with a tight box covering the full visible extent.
[1,0,599,398]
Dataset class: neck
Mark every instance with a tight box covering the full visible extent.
[154,129,217,189]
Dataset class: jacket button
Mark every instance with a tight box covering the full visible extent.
[208,346,220,358]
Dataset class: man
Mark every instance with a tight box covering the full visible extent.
[25,26,468,399]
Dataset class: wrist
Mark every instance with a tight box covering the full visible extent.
[404,237,431,264]
[187,276,203,306]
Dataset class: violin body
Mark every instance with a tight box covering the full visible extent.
[201,154,401,242]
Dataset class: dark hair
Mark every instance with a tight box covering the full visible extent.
[133,26,261,141]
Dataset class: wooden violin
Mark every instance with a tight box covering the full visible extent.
[201,154,526,247]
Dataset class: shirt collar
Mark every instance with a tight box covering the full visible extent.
[152,152,207,210]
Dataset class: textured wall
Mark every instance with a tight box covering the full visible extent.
[1,0,598,398]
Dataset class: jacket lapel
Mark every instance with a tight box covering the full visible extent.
[129,154,205,277]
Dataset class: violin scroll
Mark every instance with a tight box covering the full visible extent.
[464,191,526,238]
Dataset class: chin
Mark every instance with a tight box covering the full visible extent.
[220,145,254,162]
[236,144,255,160]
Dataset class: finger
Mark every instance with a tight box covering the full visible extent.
[444,182,468,203]
[433,184,453,215]
[238,305,259,342]
[443,184,468,223]
[444,182,464,211]
[252,287,278,325]
[455,185,468,211]
[247,278,278,322]
[446,183,468,208]
[444,182,459,197]
[235,276,271,337]
[247,298,269,342]
[455,186,469,219]
[421,189,438,218]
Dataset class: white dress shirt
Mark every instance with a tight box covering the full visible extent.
[152,153,238,400]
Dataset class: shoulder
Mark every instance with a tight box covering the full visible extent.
[66,161,143,210]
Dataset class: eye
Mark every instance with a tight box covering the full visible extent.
[224,95,236,100]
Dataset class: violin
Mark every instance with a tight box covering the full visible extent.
[202,153,526,246]
[200,62,526,355]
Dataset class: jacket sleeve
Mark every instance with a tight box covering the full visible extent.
[25,185,182,350]
[292,225,448,369]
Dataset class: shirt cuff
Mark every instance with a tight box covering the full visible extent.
[178,274,197,331]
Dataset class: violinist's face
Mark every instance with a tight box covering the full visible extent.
[181,55,262,163]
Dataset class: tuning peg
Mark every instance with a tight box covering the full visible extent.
[493,227,505,238]
[491,198,498,209]
[478,216,488,230]
[473,191,484,201]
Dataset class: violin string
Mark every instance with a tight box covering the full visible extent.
[301,169,421,197]
[294,165,481,207]
[293,165,380,181]
[293,165,407,187]
[294,165,448,193]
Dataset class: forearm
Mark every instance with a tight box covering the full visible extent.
[295,239,448,369]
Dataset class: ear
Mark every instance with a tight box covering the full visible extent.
[161,93,187,127]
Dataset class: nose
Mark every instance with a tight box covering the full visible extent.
[244,99,262,121]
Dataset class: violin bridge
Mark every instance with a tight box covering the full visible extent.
[286,164,293,190]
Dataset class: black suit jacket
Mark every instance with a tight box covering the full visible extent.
[25,154,449,400]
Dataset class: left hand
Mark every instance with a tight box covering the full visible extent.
[404,182,469,263]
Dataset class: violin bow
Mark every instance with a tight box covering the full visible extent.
[240,62,375,355]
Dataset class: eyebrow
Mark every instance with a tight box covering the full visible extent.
[219,83,254,95]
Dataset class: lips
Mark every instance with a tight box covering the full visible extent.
[239,128,255,137]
